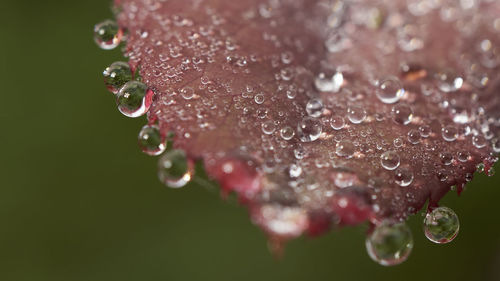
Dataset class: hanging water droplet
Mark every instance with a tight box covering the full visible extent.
[138,125,166,156]
[297,117,322,142]
[392,104,413,125]
[395,167,414,187]
[261,120,276,135]
[280,126,295,140]
[347,106,366,124]
[377,77,405,104]
[330,115,346,130]
[336,140,356,158]
[380,151,400,170]
[423,207,459,244]
[435,70,463,92]
[94,20,122,50]
[441,125,458,142]
[366,222,413,266]
[325,31,350,53]
[158,149,193,188]
[306,99,324,117]
[116,81,154,117]
[103,62,133,94]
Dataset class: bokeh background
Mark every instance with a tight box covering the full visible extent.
[1,1,500,280]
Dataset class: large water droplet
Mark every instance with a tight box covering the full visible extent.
[472,135,487,148]
[297,117,322,142]
[116,81,154,118]
[306,99,324,117]
[380,151,400,170]
[158,149,193,188]
[138,125,166,156]
[366,222,413,266]
[377,77,405,104]
[103,61,132,94]
[94,20,122,50]
[336,140,356,158]
[347,106,367,124]
[423,207,459,244]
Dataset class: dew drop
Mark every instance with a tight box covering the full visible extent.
[347,106,366,124]
[441,125,458,142]
[94,20,122,50]
[330,115,346,130]
[280,126,295,140]
[366,222,413,266]
[138,125,166,156]
[158,149,193,188]
[103,62,132,94]
[261,120,276,135]
[419,125,431,138]
[336,140,356,158]
[423,207,459,244]
[377,77,405,104]
[380,151,400,170]
[180,87,195,100]
[439,152,453,165]
[116,81,154,118]
[392,104,413,125]
[306,99,324,117]
[297,117,322,142]
[394,167,414,187]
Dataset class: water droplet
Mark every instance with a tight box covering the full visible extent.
[424,207,459,244]
[280,126,295,140]
[380,151,400,170]
[330,115,346,130]
[289,164,302,178]
[377,77,405,104]
[439,152,453,165]
[366,222,413,266]
[336,140,356,158]
[94,20,122,50]
[407,129,420,144]
[419,125,431,138]
[180,87,195,100]
[347,106,366,124]
[138,125,166,156]
[442,125,458,142]
[472,135,486,148]
[297,117,322,142]
[103,62,132,94]
[314,72,343,92]
[392,104,413,125]
[306,99,324,117]
[261,120,276,135]
[158,149,193,188]
[435,70,463,92]
[254,93,265,104]
[116,81,154,118]
[395,167,414,187]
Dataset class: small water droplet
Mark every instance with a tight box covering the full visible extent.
[103,62,132,94]
[262,120,276,135]
[347,106,366,124]
[442,125,458,142]
[336,140,356,158]
[392,104,413,125]
[306,99,324,117]
[280,126,295,140]
[380,151,400,170]
[116,81,154,118]
[424,207,459,244]
[297,117,322,142]
[366,222,413,266]
[330,115,346,130]
[94,20,122,50]
[137,124,165,156]
[180,87,195,100]
[395,167,414,187]
[314,72,343,92]
[158,149,193,188]
[377,77,405,104]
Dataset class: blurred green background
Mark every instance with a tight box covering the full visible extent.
[1,1,499,280]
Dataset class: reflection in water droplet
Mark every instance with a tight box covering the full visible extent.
[280,126,295,140]
[377,77,405,104]
[94,20,122,50]
[103,62,132,94]
[424,207,459,244]
[138,125,166,156]
[314,72,343,92]
[366,222,413,266]
[158,149,193,188]
[306,98,324,118]
[380,151,400,170]
[407,129,420,144]
[472,135,486,148]
[116,81,154,118]
[297,117,322,142]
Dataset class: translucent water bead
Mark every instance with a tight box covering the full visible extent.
[103,62,132,94]
[116,81,154,118]
[366,222,414,266]
[138,125,166,156]
[94,20,123,50]
[423,207,459,244]
[376,77,405,104]
[158,149,193,188]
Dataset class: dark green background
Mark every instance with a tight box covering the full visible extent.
[1,1,499,280]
